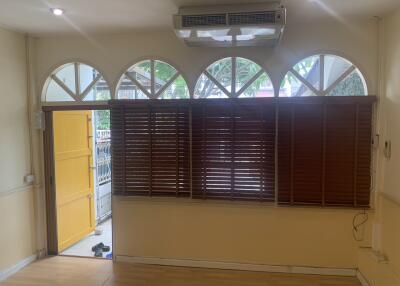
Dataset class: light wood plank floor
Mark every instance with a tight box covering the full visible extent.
[1,256,361,286]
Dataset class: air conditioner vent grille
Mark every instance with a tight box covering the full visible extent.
[182,14,227,27]
[228,11,276,25]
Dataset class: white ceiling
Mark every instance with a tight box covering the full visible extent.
[0,0,399,36]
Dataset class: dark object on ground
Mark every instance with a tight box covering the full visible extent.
[92,242,110,257]
[92,242,105,252]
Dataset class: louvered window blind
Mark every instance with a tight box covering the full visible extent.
[111,97,375,208]
[277,97,375,207]
[111,100,190,197]
[191,99,276,201]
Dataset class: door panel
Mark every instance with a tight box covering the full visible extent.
[54,111,95,252]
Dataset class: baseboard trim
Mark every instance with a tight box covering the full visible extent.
[356,270,370,286]
[115,256,356,277]
[0,254,37,282]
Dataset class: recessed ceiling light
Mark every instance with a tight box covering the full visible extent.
[51,8,64,16]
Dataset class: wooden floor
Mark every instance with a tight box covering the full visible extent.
[1,256,361,286]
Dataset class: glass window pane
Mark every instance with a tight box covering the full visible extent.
[280,54,368,97]
[83,77,111,101]
[79,64,96,93]
[293,55,320,91]
[117,74,149,99]
[238,73,274,98]
[194,73,228,99]
[54,64,76,94]
[206,58,232,93]
[44,62,110,103]
[45,79,74,102]
[155,61,178,93]
[127,61,152,92]
[159,75,189,99]
[324,55,352,91]
[328,70,367,96]
[136,61,151,73]
[279,72,317,97]
[236,57,262,92]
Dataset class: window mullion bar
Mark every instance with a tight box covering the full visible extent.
[290,68,321,96]
[151,60,155,98]
[236,69,264,96]
[204,70,231,97]
[319,55,324,92]
[323,66,356,96]
[80,74,102,100]
[75,63,80,98]
[124,72,152,98]
[51,74,79,101]
[155,72,180,98]
[232,57,236,97]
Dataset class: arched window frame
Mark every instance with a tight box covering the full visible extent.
[194,56,274,98]
[280,54,368,97]
[116,59,189,100]
[41,61,111,104]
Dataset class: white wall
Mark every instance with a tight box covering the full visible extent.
[0,27,36,272]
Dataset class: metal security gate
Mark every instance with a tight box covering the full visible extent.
[95,130,112,222]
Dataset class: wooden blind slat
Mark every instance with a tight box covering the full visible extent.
[191,99,276,201]
[277,97,375,207]
[111,97,375,207]
[111,101,190,197]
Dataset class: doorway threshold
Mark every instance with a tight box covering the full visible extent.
[60,218,112,259]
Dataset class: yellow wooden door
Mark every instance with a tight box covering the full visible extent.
[54,110,95,252]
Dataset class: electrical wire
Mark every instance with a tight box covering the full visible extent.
[352,208,369,242]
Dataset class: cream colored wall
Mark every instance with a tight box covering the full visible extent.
[357,8,400,286]
[358,196,400,285]
[114,198,371,268]
[0,190,36,271]
[33,18,379,268]
[379,196,400,276]
[380,10,400,202]
[0,27,36,271]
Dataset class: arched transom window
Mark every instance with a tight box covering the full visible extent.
[117,60,189,99]
[194,57,274,98]
[279,54,368,97]
[42,62,111,103]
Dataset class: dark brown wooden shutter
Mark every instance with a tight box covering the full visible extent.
[111,100,190,197]
[277,96,376,207]
[191,99,275,201]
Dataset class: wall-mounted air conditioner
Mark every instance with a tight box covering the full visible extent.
[173,2,286,47]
